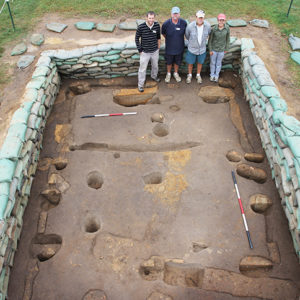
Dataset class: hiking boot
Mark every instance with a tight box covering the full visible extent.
[186,75,192,84]
[173,73,181,83]
[138,86,144,93]
[196,74,202,84]
[210,76,215,82]
[165,73,171,83]
[151,77,161,83]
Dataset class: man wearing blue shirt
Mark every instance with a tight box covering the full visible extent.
[162,7,187,83]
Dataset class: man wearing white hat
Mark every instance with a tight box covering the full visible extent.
[185,10,211,84]
[162,7,187,83]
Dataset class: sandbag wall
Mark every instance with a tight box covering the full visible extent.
[240,41,300,259]
[0,57,60,298]
[41,39,241,79]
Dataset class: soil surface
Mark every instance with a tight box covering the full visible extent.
[1,14,300,300]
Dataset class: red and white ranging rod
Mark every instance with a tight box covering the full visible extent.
[80,112,137,118]
[231,171,253,249]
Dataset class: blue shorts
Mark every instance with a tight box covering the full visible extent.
[165,53,183,66]
[185,50,207,65]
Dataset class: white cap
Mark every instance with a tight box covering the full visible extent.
[196,10,205,18]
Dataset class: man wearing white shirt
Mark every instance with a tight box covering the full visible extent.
[185,10,211,84]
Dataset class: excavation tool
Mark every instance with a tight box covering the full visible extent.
[80,112,137,118]
[231,171,253,249]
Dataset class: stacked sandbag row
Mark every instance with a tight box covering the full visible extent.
[41,39,242,79]
[240,39,300,259]
[0,56,60,298]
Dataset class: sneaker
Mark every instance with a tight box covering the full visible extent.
[138,86,144,93]
[196,75,202,84]
[173,73,181,83]
[151,77,161,83]
[165,73,171,83]
[210,76,215,82]
[214,77,219,83]
[186,75,192,84]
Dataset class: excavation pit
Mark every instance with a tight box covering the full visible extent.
[7,72,300,299]
[4,29,300,298]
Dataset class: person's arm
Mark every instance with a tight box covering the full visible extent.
[185,24,190,40]
[161,22,166,38]
[208,27,213,55]
[157,23,161,49]
[225,26,230,52]
[135,26,142,53]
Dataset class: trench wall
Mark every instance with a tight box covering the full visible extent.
[0,38,299,298]
[240,46,300,259]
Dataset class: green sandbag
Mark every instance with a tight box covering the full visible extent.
[290,51,300,65]
[275,127,287,144]
[90,57,107,63]
[104,54,120,61]
[10,108,30,125]
[0,195,9,219]
[111,42,126,50]
[118,21,137,30]
[107,50,121,55]
[294,158,300,186]
[286,136,300,158]
[280,115,300,135]
[26,76,46,89]
[75,22,95,31]
[6,123,27,142]
[227,19,247,27]
[96,23,116,32]
[0,183,9,196]
[241,38,255,51]
[261,86,280,98]
[0,159,16,183]
[269,97,288,112]
[0,137,23,161]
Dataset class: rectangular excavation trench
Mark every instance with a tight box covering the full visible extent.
[0,39,300,299]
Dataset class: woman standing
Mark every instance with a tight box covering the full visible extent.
[208,14,230,83]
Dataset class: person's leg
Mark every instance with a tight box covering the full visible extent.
[188,64,193,74]
[215,51,225,80]
[150,49,159,80]
[138,52,150,89]
[196,63,203,74]
[173,54,183,82]
[174,64,179,73]
[210,51,217,79]
[165,54,173,83]
[185,51,196,83]
[196,52,206,83]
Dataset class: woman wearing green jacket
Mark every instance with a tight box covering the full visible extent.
[208,14,230,82]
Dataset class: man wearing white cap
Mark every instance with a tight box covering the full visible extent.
[185,10,211,84]
[162,7,187,83]
[208,13,230,82]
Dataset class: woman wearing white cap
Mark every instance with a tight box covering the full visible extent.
[208,13,230,82]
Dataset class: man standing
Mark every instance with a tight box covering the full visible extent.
[135,11,161,93]
[162,7,187,83]
[185,10,211,84]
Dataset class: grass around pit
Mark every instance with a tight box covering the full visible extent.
[0,0,299,90]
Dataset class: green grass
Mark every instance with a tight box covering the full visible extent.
[0,0,299,87]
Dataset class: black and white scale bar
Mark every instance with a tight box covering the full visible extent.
[231,171,254,249]
[80,112,137,118]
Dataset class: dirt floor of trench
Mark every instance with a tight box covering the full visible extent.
[7,73,300,300]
